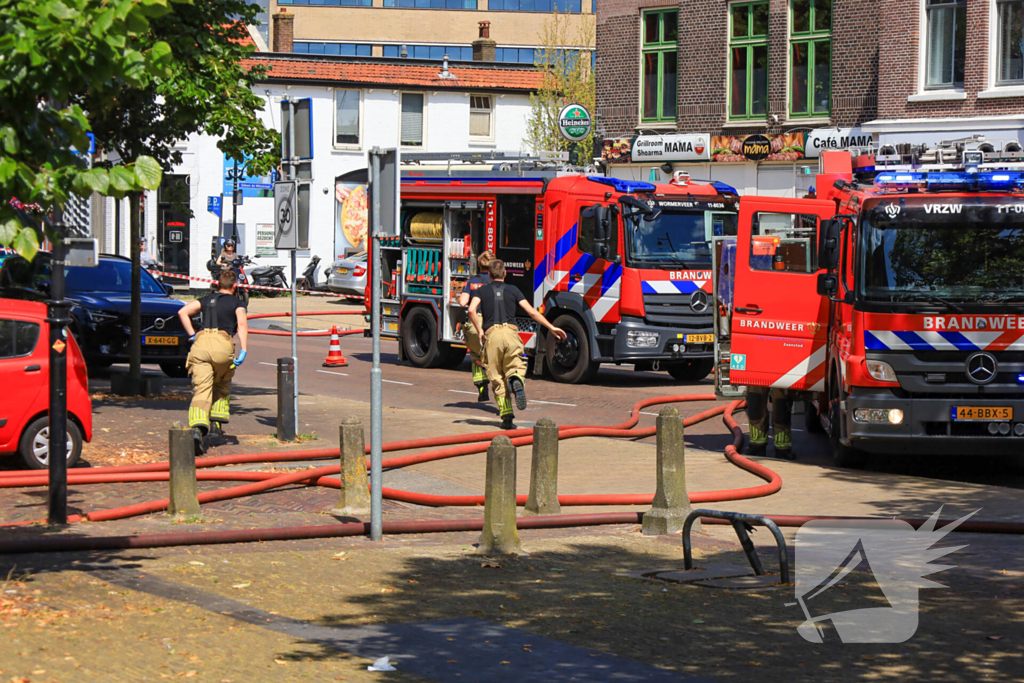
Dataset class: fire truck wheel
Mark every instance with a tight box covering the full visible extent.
[829,386,865,469]
[439,344,467,369]
[804,400,826,433]
[547,314,599,384]
[402,306,444,368]
[666,358,714,382]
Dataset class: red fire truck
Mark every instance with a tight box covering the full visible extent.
[372,154,739,383]
[715,142,1024,466]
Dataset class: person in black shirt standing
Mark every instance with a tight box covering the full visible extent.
[468,259,566,429]
[458,251,494,402]
[177,270,248,454]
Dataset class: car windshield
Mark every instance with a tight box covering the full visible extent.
[624,209,736,269]
[860,196,1024,303]
[65,260,165,294]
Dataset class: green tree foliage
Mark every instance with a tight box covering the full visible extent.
[0,0,174,260]
[526,12,595,164]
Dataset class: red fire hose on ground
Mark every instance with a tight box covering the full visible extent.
[2,395,1020,554]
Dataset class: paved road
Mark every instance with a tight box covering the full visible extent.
[234,330,1024,489]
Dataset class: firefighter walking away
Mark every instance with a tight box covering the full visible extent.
[745,387,795,460]
[458,251,494,402]
[177,269,249,455]
[468,259,566,430]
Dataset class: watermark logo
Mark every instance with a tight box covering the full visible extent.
[791,507,976,643]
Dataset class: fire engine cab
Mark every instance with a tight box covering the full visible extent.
[715,140,1024,466]
[372,153,739,383]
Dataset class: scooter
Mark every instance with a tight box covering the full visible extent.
[207,256,251,309]
[297,255,331,292]
[247,258,289,296]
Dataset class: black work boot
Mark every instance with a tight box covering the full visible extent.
[776,448,797,461]
[746,442,767,457]
[476,383,490,403]
[209,421,224,438]
[501,415,515,430]
[508,376,527,411]
[192,428,207,456]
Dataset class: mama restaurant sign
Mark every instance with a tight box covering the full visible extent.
[631,134,710,162]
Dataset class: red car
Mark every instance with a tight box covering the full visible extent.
[0,299,92,469]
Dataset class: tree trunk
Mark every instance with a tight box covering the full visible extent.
[129,191,142,384]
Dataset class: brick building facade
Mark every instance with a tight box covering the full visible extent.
[868,0,1024,145]
[596,0,1024,192]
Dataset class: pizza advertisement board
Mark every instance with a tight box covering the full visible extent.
[710,133,805,162]
[334,175,369,256]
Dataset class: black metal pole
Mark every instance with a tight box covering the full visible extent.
[46,224,70,525]
[232,159,239,242]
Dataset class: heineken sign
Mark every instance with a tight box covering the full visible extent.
[558,103,592,143]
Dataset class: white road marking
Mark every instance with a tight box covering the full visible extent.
[383,379,414,386]
[529,400,577,407]
[258,362,277,367]
[640,411,660,416]
[448,390,478,395]
[318,370,349,377]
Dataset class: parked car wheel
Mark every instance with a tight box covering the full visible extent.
[18,416,83,470]
[160,362,189,378]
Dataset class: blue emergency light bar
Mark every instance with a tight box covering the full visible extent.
[875,171,1024,192]
[587,176,657,194]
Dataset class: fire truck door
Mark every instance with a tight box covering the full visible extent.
[729,197,834,391]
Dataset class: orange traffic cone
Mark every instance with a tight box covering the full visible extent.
[322,326,349,367]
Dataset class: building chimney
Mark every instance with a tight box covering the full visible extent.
[272,9,294,54]
[472,21,496,62]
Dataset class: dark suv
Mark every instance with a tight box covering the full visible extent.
[0,254,191,377]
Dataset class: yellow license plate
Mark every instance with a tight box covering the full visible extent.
[144,335,178,346]
[952,406,1012,421]
[337,268,349,275]
[683,334,714,344]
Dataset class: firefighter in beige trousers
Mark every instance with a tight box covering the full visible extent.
[469,259,565,430]
[177,270,248,455]
[458,251,494,402]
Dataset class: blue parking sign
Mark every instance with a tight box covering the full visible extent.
[207,196,222,217]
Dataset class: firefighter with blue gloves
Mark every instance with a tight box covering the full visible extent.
[177,269,248,454]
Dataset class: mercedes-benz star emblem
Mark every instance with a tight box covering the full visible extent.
[689,290,710,313]
[966,352,997,385]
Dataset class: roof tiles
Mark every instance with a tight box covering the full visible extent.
[243,57,545,92]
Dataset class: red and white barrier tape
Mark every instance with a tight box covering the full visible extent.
[149,270,354,297]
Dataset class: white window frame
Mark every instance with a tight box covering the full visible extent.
[399,91,427,149]
[469,93,495,142]
[333,88,364,151]
[910,0,967,101]
[981,0,1024,98]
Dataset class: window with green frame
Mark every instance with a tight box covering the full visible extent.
[790,0,831,116]
[641,9,678,122]
[729,1,769,119]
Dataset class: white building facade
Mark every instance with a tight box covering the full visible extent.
[122,54,540,286]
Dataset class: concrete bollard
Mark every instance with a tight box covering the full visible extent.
[642,405,695,535]
[330,417,372,517]
[478,435,522,555]
[521,417,560,517]
[168,423,200,518]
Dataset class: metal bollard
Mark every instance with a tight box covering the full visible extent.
[276,357,296,442]
[522,417,560,517]
[330,416,372,517]
[478,435,522,555]
[642,405,695,535]
[168,423,200,518]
